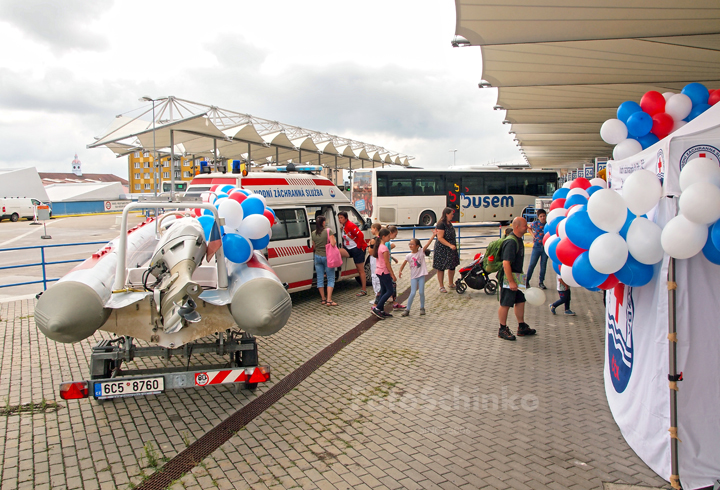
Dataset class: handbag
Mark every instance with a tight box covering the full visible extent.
[325,228,343,268]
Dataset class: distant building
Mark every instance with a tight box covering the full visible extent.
[39,153,128,191]
[0,168,49,201]
[72,153,82,176]
[127,151,198,194]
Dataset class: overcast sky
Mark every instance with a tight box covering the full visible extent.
[0,0,520,177]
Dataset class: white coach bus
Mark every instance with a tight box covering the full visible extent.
[351,168,558,226]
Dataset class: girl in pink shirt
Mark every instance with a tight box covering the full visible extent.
[371,229,394,319]
[398,233,435,316]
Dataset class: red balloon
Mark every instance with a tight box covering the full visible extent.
[263,209,276,225]
[598,274,619,290]
[709,90,720,106]
[640,91,666,116]
[549,199,566,211]
[209,184,220,193]
[542,232,551,246]
[651,112,674,139]
[555,237,586,267]
[228,192,247,205]
[569,177,591,190]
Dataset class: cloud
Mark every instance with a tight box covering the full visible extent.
[0,0,112,53]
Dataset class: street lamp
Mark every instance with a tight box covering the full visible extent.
[450,149,457,166]
[139,96,159,196]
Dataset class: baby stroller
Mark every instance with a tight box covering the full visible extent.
[455,253,498,295]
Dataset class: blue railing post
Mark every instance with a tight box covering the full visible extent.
[457,226,461,251]
[41,246,47,290]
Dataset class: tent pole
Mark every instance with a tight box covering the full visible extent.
[299,148,302,167]
[170,130,175,200]
[276,146,279,166]
[334,155,338,186]
[667,257,681,490]
[214,140,217,172]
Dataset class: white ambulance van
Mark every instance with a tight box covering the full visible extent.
[186,166,372,293]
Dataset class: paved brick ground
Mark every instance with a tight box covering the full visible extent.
[0,249,670,490]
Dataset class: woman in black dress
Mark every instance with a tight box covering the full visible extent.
[433,207,460,292]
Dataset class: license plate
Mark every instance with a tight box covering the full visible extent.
[94,377,164,399]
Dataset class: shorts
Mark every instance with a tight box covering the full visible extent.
[500,287,526,307]
[346,246,365,265]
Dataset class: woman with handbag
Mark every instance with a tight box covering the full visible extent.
[310,216,341,306]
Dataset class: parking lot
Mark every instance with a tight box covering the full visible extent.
[0,215,669,490]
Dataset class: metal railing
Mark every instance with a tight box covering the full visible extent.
[0,241,107,290]
[391,223,503,256]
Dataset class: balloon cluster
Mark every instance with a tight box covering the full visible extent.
[191,184,276,264]
[662,158,720,263]
[601,83,719,160]
[544,173,663,291]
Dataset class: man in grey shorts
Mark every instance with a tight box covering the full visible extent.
[497,217,536,341]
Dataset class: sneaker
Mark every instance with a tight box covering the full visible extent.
[400,310,409,317]
[550,305,556,315]
[516,324,537,336]
[498,326,516,341]
[382,311,394,318]
[371,307,385,320]
[539,283,547,290]
[564,310,576,316]
[393,303,406,310]
[419,308,425,315]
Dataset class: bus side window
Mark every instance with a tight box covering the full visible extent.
[485,175,506,194]
[377,175,389,197]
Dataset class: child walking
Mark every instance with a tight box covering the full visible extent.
[368,223,383,308]
[550,276,576,316]
[371,229,395,320]
[387,226,405,310]
[398,233,435,317]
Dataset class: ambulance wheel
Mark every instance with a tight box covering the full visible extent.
[419,211,436,227]
[363,259,372,286]
[485,279,498,295]
[10,213,18,222]
[455,280,467,294]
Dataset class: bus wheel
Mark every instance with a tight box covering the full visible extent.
[419,211,436,227]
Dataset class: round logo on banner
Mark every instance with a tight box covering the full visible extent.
[607,284,635,393]
[656,149,665,186]
[679,144,720,171]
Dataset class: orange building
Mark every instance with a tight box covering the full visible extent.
[127,151,199,194]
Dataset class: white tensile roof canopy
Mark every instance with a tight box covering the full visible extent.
[88,97,413,173]
[454,0,720,169]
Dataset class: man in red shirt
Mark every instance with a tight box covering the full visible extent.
[338,211,368,296]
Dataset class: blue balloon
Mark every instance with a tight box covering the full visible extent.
[548,237,561,264]
[681,82,709,107]
[619,210,637,240]
[251,234,270,250]
[637,132,659,150]
[710,220,720,251]
[215,192,229,201]
[615,255,654,287]
[626,111,653,137]
[586,286,601,292]
[552,188,570,200]
[265,206,276,218]
[240,196,265,216]
[546,216,565,235]
[617,101,642,123]
[702,230,720,265]
[223,233,253,263]
[564,194,588,209]
[220,185,235,194]
[197,215,216,241]
[202,208,215,217]
[552,259,562,275]
[572,252,609,289]
[565,211,604,250]
[687,103,711,122]
[586,186,603,196]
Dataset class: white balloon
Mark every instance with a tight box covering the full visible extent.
[560,264,580,288]
[679,157,720,191]
[562,181,572,189]
[665,93,693,121]
[661,215,708,259]
[250,192,267,206]
[217,199,244,229]
[546,207,567,223]
[679,181,720,225]
[613,138,643,161]
[600,119,628,145]
[662,92,676,102]
[589,233,628,274]
[566,188,590,199]
[557,218,568,240]
[626,218,664,265]
[589,178,607,189]
[237,214,271,240]
[587,189,628,233]
[672,119,687,133]
[544,234,560,257]
[622,169,662,216]
[524,287,547,306]
[567,205,585,217]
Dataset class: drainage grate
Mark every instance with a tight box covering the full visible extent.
[136,280,417,489]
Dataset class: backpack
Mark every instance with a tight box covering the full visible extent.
[483,236,515,273]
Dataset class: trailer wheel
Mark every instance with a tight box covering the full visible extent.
[484,279,498,295]
[419,211,436,227]
[10,213,19,222]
